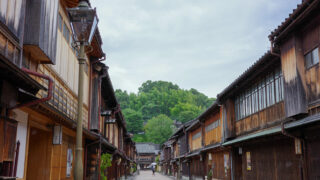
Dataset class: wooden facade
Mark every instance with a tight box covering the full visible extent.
[161,1,320,180]
[0,0,136,180]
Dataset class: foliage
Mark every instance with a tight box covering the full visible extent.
[208,169,213,180]
[155,155,160,164]
[115,80,215,144]
[131,163,137,173]
[132,134,147,142]
[170,102,202,123]
[144,114,174,144]
[122,108,143,134]
[100,153,112,180]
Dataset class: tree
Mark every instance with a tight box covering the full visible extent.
[122,109,143,134]
[145,114,174,144]
[170,102,202,123]
[115,80,215,143]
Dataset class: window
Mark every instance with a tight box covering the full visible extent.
[192,131,201,140]
[63,22,70,41]
[235,68,284,121]
[57,14,62,31]
[205,119,220,132]
[305,47,319,69]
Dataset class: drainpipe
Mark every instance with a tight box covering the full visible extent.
[12,141,20,177]
[281,122,308,180]
[9,68,53,110]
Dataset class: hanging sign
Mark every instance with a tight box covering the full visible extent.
[295,138,302,154]
[66,148,73,177]
[53,125,62,145]
[224,153,229,176]
[246,152,251,171]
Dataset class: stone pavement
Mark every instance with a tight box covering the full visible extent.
[132,170,173,180]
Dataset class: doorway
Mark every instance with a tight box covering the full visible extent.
[26,127,51,180]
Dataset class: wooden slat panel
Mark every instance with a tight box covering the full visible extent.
[235,102,285,136]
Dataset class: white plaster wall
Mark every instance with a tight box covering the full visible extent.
[13,109,28,179]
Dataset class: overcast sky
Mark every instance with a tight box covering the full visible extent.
[91,0,300,98]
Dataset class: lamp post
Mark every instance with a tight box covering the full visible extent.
[67,1,98,179]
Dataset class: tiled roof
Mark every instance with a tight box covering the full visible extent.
[136,143,160,153]
[269,0,319,42]
[217,51,278,99]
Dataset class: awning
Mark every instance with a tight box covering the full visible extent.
[201,143,222,152]
[222,114,320,146]
[0,55,45,94]
[186,150,201,158]
[222,126,282,146]
[285,114,320,129]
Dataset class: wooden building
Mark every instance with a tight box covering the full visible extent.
[0,0,45,178]
[136,143,160,170]
[0,0,136,180]
[161,1,320,180]
[199,103,231,180]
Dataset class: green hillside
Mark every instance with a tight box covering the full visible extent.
[115,80,215,144]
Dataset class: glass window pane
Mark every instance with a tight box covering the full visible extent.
[305,53,312,68]
[312,48,319,64]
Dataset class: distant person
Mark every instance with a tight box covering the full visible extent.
[151,165,155,175]
[137,164,140,175]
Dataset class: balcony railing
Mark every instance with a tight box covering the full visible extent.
[34,64,89,129]
[0,28,22,67]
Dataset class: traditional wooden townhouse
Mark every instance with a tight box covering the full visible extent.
[136,143,159,170]
[99,69,137,180]
[0,0,45,178]
[216,0,320,179]
[217,51,300,180]
[163,119,195,180]
[160,140,174,176]
[199,103,231,180]
[1,0,136,180]
[268,0,320,178]
[185,120,203,180]
[7,0,108,179]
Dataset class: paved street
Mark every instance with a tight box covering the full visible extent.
[133,170,173,180]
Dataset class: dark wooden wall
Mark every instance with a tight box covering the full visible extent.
[179,134,188,155]
[236,137,301,180]
[24,0,59,64]
[223,99,235,139]
[206,150,231,180]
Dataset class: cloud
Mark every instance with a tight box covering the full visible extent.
[92,0,301,97]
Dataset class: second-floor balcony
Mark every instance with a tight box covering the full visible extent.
[33,64,89,129]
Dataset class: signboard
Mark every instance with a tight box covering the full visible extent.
[105,118,116,124]
[295,138,302,154]
[66,148,73,177]
[224,153,229,176]
[53,125,62,145]
[246,151,251,171]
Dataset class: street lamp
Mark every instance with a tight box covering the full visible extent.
[67,1,98,180]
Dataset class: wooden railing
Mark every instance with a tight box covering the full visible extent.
[35,64,89,129]
[0,28,22,67]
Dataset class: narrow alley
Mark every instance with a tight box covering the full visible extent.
[133,171,172,180]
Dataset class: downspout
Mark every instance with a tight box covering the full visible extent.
[10,68,53,110]
[12,141,20,177]
[270,41,281,57]
[281,122,308,180]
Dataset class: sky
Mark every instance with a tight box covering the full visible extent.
[91,0,301,98]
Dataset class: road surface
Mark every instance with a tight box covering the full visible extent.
[133,170,173,180]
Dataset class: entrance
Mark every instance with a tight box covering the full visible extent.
[26,127,51,180]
